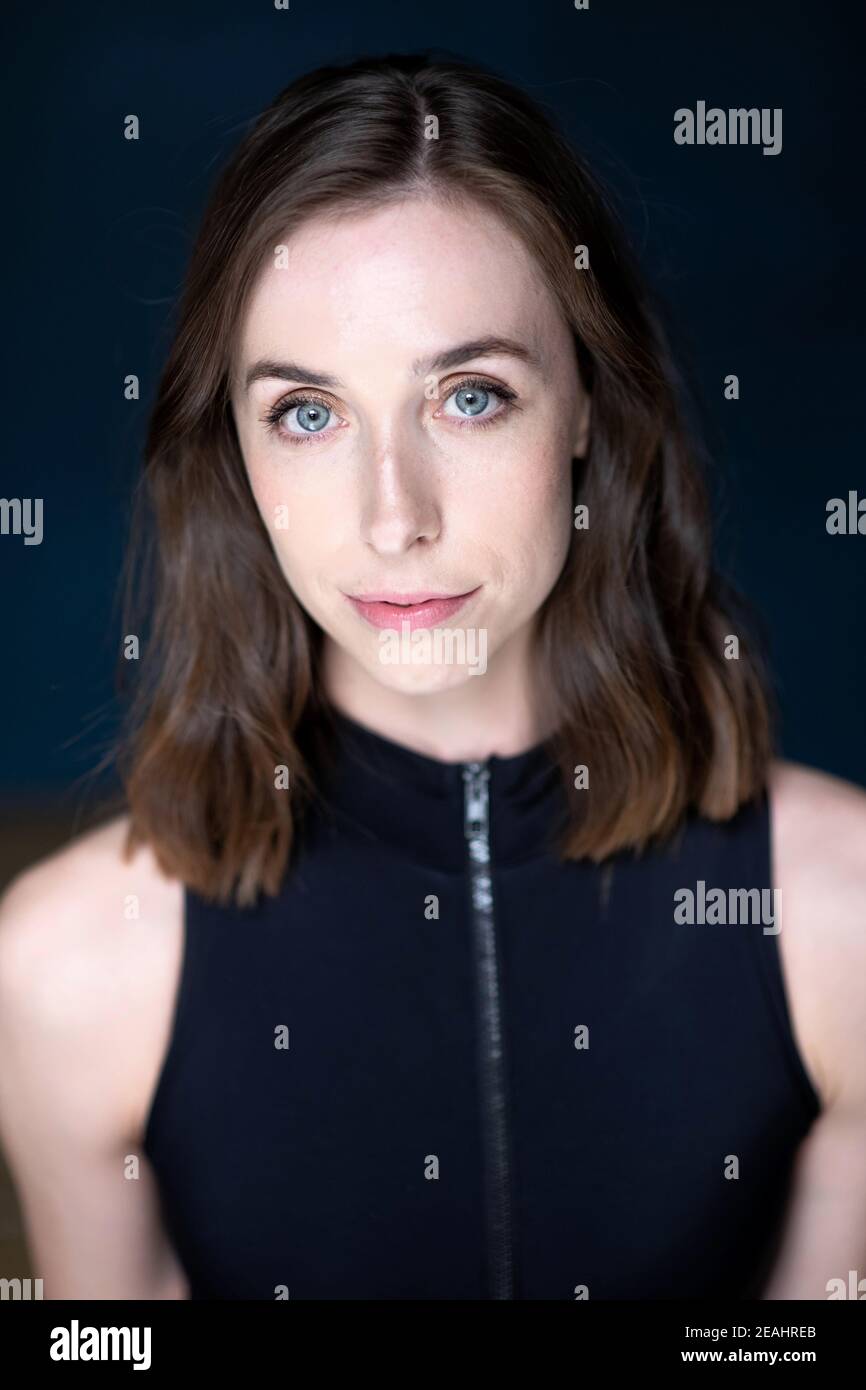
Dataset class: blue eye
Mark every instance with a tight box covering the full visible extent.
[441,376,517,425]
[288,402,332,434]
[263,394,340,442]
[452,386,490,416]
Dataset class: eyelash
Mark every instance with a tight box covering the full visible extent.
[260,375,519,446]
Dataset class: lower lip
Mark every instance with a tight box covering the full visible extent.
[347,588,480,631]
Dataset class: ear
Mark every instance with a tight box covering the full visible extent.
[572,388,592,459]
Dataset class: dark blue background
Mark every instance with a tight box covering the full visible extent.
[2,0,863,804]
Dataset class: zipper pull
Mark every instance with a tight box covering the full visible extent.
[463,763,492,903]
[462,762,491,842]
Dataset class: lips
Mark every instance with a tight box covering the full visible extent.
[353,591,456,605]
[346,586,481,631]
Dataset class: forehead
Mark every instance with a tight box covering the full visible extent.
[236,196,562,371]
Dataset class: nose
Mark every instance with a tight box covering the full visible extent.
[359,441,442,555]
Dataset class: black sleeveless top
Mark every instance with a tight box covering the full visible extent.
[142,709,821,1300]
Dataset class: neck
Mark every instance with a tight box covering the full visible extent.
[321,619,551,763]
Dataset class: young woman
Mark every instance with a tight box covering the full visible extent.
[1,52,864,1302]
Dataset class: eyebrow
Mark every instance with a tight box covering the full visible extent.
[242,335,543,394]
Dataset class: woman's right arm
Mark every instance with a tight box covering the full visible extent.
[0,819,189,1299]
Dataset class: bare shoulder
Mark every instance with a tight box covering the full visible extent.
[0,813,185,1143]
[768,760,866,1112]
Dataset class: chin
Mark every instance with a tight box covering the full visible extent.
[364,655,489,695]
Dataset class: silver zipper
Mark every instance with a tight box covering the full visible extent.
[462,761,515,1299]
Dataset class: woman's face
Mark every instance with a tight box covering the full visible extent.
[231,194,590,695]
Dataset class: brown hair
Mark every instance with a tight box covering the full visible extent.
[115,50,773,906]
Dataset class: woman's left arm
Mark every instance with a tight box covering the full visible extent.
[760,762,866,1299]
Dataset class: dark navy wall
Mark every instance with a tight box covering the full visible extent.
[1,0,863,798]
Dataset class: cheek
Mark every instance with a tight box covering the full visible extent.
[241,445,334,587]
[462,444,572,588]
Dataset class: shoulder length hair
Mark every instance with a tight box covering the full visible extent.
[116,51,773,906]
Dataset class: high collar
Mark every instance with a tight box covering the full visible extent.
[304,706,569,873]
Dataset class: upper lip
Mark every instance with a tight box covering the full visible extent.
[348,589,477,605]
